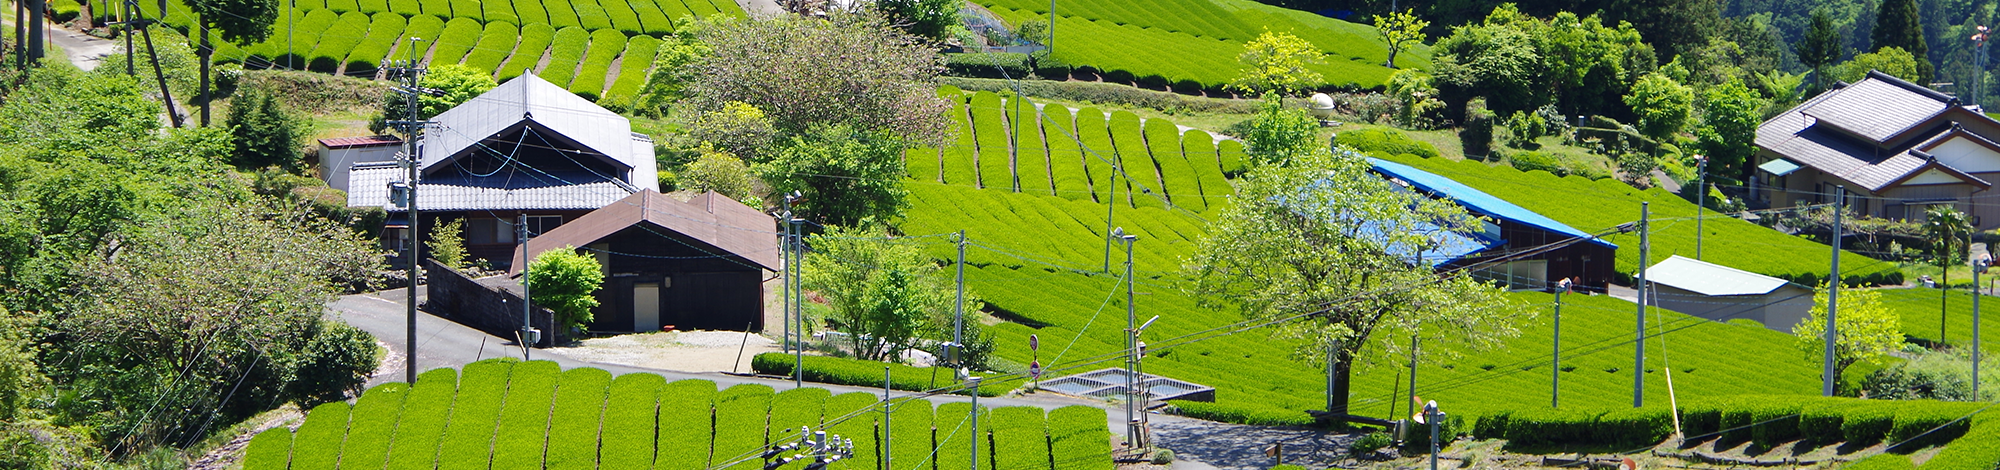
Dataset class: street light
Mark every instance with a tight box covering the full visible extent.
[1114,227,1144,450]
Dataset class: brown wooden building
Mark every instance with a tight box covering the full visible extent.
[510,190,778,333]
[1368,158,1620,292]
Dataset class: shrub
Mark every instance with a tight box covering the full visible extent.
[626,0,672,35]
[513,0,549,25]
[1843,402,1900,445]
[1350,432,1392,456]
[384,368,459,470]
[1150,449,1175,464]
[543,0,583,28]
[288,402,352,470]
[448,0,480,20]
[489,361,561,470]
[289,320,380,406]
[1846,453,1916,470]
[338,383,412,469]
[482,0,518,25]
[1508,151,1564,176]
[711,384,774,470]
[1918,417,2000,469]
[570,0,614,30]
[567,28,628,100]
[945,52,1032,79]
[1745,399,1804,449]
[654,379,717,470]
[1887,402,1982,450]
[602,0,645,33]
[389,0,420,16]
[1167,400,1313,426]
[526,246,604,332]
[992,407,1050,470]
[343,12,408,74]
[1799,400,1861,444]
[397,15,448,63]
[356,0,388,14]
[1334,128,1440,159]
[50,0,81,22]
[748,352,1013,397]
[325,0,359,12]
[601,34,662,111]
[418,0,449,17]
[497,23,556,82]
[435,359,516,470]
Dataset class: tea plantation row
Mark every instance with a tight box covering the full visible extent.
[124,0,741,38]
[241,360,1112,470]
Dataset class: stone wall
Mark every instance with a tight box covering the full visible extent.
[424,259,567,347]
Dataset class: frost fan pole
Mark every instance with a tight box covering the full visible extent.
[1635,202,1648,408]
[1825,188,1843,397]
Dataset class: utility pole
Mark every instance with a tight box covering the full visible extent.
[1554,278,1569,408]
[14,0,23,69]
[780,196,792,357]
[197,19,209,126]
[1695,155,1706,260]
[1976,254,1989,399]
[1047,0,1055,57]
[791,216,804,389]
[1115,228,1138,448]
[385,37,430,385]
[969,377,982,470]
[952,230,966,369]
[1103,154,1120,273]
[1825,189,1843,397]
[112,0,180,127]
[1407,334,1418,417]
[882,367,891,470]
[287,0,294,69]
[121,0,131,75]
[1635,202,1649,408]
[518,214,534,360]
[27,0,42,62]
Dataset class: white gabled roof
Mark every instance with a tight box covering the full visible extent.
[1643,255,1792,297]
[421,73,638,172]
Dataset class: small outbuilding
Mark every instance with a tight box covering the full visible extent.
[1367,158,1620,292]
[1642,255,1815,332]
[510,189,777,334]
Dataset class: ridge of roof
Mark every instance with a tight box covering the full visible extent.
[1868,70,1957,104]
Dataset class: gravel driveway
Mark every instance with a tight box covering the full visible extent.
[1152,419,1362,469]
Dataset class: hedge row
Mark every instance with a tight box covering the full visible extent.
[983,0,1257,41]
[491,361,562,470]
[568,28,628,100]
[1043,104,1090,200]
[822,392,879,470]
[343,12,409,73]
[571,0,615,30]
[339,383,413,469]
[448,0,480,21]
[887,399,935,470]
[600,34,662,109]
[1167,400,1314,427]
[768,387,830,470]
[990,407,1047,470]
[934,402,991,470]
[385,368,460,470]
[544,0,582,29]
[241,427,293,470]
[498,22,558,81]
[1075,108,1114,203]
[600,374,664,470]
[418,0,450,19]
[399,15,449,64]
[601,0,645,34]
[427,17,485,65]
[288,402,352,470]
[1016,99,1055,197]
[628,0,674,34]
[482,0,518,25]
[436,360,515,470]
[1184,130,1230,204]
[390,0,420,16]
[1107,111,1163,209]
[1336,128,1441,160]
[325,0,359,13]
[1920,415,2000,469]
[749,353,1015,397]
[941,95,979,186]
[1049,406,1113,470]
[1146,118,1206,212]
[544,368,612,470]
[713,384,776,470]
[247,8,339,68]
[656,379,718,470]
[1483,396,1993,454]
[969,91,1015,191]
[539,26,591,87]
[943,53,1031,80]
[306,11,374,73]
[460,22,521,71]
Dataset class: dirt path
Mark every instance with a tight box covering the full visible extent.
[547,330,780,374]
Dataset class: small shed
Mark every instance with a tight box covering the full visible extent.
[1368,158,1620,292]
[1643,255,1815,332]
[510,189,777,334]
[316,135,401,193]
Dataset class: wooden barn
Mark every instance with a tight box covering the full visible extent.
[1368,158,1620,292]
[510,189,777,333]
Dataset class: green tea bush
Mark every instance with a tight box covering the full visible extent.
[1050,406,1113,470]
[1183,129,1230,209]
[435,360,514,470]
[627,0,672,34]
[1843,402,1901,445]
[1043,106,1089,200]
[1918,416,2000,469]
[1847,453,1917,470]
[941,94,979,186]
[570,0,614,30]
[543,0,582,28]
[389,0,420,16]
[1887,402,1982,450]
[460,22,521,71]
[252,8,339,68]
[655,379,717,470]
[655,0,696,23]
[427,17,485,65]
[1015,98,1055,196]
[934,402,991,470]
[325,0,359,12]
[357,0,388,14]
[306,12,374,72]
[289,402,352,470]
[1076,107,1115,201]
[385,368,459,470]
[945,53,1032,79]
[338,383,412,469]
[1334,128,1439,159]
[418,0,450,17]
[399,15,449,64]
[241,428,294,470]
[1109,111,1165,209]
[768,387,830,457]
[49,0,81,22]
[713,384,775,470]
[498,22,557,81]
[482,0,519,25]
[1746,400,1804,448]
[1147,119,1205,212]
[601,34,660,110]
[822,392,880,470]
[540,26,591,86]
[342,13,408,73]
[1218,138,1248,175]
[514,0,549,25]
[969,91,1015,190]
[1799,399,1862,444]
[602,0,643,33]
[749,353,1014,397]
[600,374,664,470]
[1508,151,1565,176]
[449,0,480,20]
[491,361,561,470]
[568,28,628,100]
[544,368,612,470]
[991,407,1049,470]
[1168,400,1313,427]
[887,398,935,470]
[1350,432,1393,456]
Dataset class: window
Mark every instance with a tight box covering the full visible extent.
[525,215,563,237]
[466,218,517,245]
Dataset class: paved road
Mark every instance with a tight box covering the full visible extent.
[47,24,115,71]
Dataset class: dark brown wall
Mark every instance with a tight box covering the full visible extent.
[1445,220,1617,292]
[424,259,568,347]
[585,224,768,333]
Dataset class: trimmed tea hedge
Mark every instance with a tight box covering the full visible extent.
[539,26,591,87]
[887,399,934,470]
[1183,130,1229,208]
[567,28,628,100]
[822,393,879,470]
[490,360,562,470]
[1075,108,1115,203]
[385,368,460,470]
[343,12,408,74]
[357,0,388,14]
[338,382,412,469]
[1107,111,1163,209]
[1017,99,1054,196]
[325,0,359,12]
[941,93,978,186]
[656,379,718,470]
[990,407,1048,470]
[449,0,480,21]
[1043,105,1089,200]
[250,8,339,68]
[1168,400,1314,427]
[768,387,830,470]
[970,91,1015,190]
[627,0,673,34]
[241,428,293,470]
[435,359,516,470]
[483,0,519,25]
[542,0,583,29]
[713,384,776,470]
[427,17,485,65]
[1049,406,1112,470]
[398,15,449,63]
[306,11,374,73]
[1920,415,2000,469]
[749,353,1015,397]
[571,0,616,30]
[498,22,557,81]
[288,402,352,470]
[1335,128,1441,159]
[418,0,450,18]
[601,0,644,34]
[1217,138,1247,175]
[513,0,549,26]
[600,34,661,109]
[934,402,991,470]
[545,367,613,470]
[1145,118,1204,212]
[390,0,420,16]
[599,373,665,470]
[460,22,522,71]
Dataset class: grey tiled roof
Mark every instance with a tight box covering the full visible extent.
[1755,71,1964,191]
[421,74,640,172]
[347,164,633,211]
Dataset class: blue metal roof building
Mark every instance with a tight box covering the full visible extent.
[1368,158,1621,291]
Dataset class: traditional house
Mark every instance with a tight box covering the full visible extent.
[1368,158,1620,292]
[347,73,660,265]
[509,189,778,333]
[1642,255,1814,332]
[316,135,402,192]
[1753,70,2000,227]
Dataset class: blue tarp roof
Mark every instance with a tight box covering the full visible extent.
[1367,158,1618,250]
[1356,218,1501,267]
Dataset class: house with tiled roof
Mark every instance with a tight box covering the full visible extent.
[348,73,660,265]
[1753,70,2000,226]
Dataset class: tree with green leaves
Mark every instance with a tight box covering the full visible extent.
[1793,285,1901,390]
[801,225,975,363]
[1924,204,1971,340]
[875,0,961,40]
[756,124,910,226]
[528,246,606,333]
[1695,79,1765,182]
[428,217,467,270]
[1188,147,1525,416]
[1870,0,1931,85]
[225,87,305,172]
[1796,10,1844,91]
[188,0,279,126]
[1622,72,1694,141]
[677,147,760,207]
[1229,30,1325,97]
[1836,46,1921,83]
[1241,93,1319,166]
[689,12,950,145]
[375,64,496,131]
[1432,7,1544,119]
[1374,9,1429,69]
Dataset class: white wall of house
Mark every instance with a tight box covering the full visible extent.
[1929,137,2000,173]
[320,144,400,192]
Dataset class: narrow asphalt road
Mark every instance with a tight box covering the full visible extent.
[47,24,115,71]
